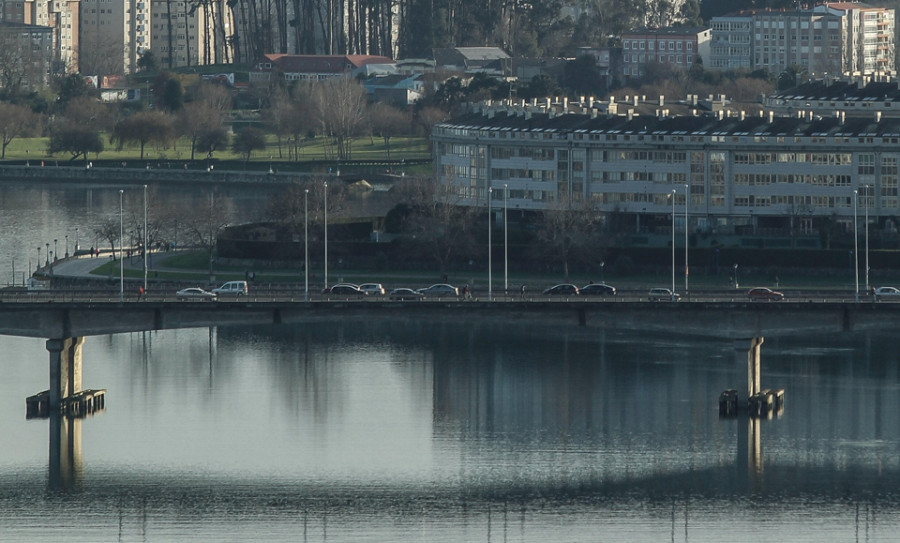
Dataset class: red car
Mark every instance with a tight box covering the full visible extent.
[748,287,784,301]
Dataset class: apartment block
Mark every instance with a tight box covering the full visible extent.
[622,27,710,78]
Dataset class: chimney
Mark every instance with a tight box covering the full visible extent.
[580,95,585,104]
[768,111,774,123]
[876,111,882,122]
[545,97,552,108]
[627,110,634,121]
[591,109,597,119]
[589,96,594,108]
[740,111,746,121]
[808,110,813,122]
[840,111,845,124]
[563,97,568,110]
[659,95,665,106]
[633,96,639,106]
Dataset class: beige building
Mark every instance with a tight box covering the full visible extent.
[78,0,150,75]
[150,0,233,69]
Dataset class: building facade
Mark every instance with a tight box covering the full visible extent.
[622,27,710,78]
[432,103,900,236]
[709,3,895,76]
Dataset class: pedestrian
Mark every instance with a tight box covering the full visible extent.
[90,246,94,258]
[138,286,144,300]
[520,284,526,299]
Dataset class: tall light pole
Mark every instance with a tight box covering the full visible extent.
[854,189,859,302]
[671,189,676,299]
[143,184,148,293]
[323,181,328,290]
[734,263,739,289]
[304,189,309,302]
[75,227,79,252]
[488,185,492,302]
[54,239,57,261]
[864,184,870,294]
[119,189,124,302]
[65,235,69,258]
[684,184,689,295]
[36,247,40,272]
[45,243,49,266]
[504,183,508,293]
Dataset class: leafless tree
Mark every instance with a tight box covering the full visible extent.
[112,111,175,160]
[309,78,368,160]
[368,102,411,161]
[0,102,39,158]
[533,196,603,282]
[0,30,50,98]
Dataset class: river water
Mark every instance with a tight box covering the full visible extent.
[1,183,900,541]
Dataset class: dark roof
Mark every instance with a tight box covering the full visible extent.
[259,54,394,73]
[623,26,709,36]
[773,80,900,102]
[439,109,900,138]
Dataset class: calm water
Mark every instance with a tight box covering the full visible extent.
[1,183,900,541]
[0,322,899,542]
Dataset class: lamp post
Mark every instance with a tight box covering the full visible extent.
[488,185,492,302]
[864,184,870,295]
[600,261,605,283]
[304,188,309,302]
[119,189,124,302]
[54,239,57,261]
[734,263,739,289]
[45,243,49,266]
[75,227,79,252]
[323,181,328,290]
[684,184,689,295]
[671,189,676,299]
[36,247,40,272]
[143,184,148,293]
[504,183,508,294]
[65,235,69,258]
[854,189,859,302]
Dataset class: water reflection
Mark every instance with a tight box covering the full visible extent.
[8,322,900,541]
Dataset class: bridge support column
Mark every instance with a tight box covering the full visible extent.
[747,337,763,399]
[47,337,84,410]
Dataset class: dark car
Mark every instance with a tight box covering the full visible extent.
[326,284,367,297]
[747,287,784,301]
[417,284,459,298]
[580,283,616,296]
[542,284,579,296]
[389,288,424,301]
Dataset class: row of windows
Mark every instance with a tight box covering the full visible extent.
[623,39,693,51]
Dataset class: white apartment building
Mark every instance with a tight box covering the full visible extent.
[432,102,900,237]
[709,3,895,77]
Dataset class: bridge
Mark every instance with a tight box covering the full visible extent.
[5,297,896,412]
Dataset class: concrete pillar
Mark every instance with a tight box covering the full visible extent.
[748,337,763,398]
[47,337,84,409]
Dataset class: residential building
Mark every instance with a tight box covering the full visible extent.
[766,75,900,117]
[432,101,900,239]
[622,27,710,79]
[249,54,395,84]
[78,0,149,74]
[709,3,895,76]
[433,47,511,77]
[0,21,53,88]
[1,0,77,74]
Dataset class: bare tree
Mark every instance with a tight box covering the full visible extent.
[184,191,235,279]
[533,196,604,282]
[112,111,175,160]
[0,102,38,158]
[94,217,121,259]
[367,102,411,161]
[0,30,50,98]
[310,78,368,160]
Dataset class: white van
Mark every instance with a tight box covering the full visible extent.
[212,281,248,297]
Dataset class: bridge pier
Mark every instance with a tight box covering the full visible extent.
[47,337,84,410]
[747,337,763,399]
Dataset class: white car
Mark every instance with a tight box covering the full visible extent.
[176,287,217,300]
[359,283,386,295]
[874,286,900,301]
[648,288,680,302]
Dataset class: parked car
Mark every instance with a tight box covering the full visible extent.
[322,283,359,294]
[747,287,784,301]
[542,284,579,296]
[212,280,248,297]
[580,283,616,296]
[176,287,217,300]
[874,286,900,301]
[389,288,424,300]
[359,283,386,296]
[648,288,680,301]
[417,284,459,298]
[326,284,367,297]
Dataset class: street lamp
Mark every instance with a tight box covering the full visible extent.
[75,227,79,252]
[864,184,870,294]
[54,239,58,261]
[734,263,739,289]
[65,235,69,258]
[504,183,508,293]
[323,181,328,290]
[36,247,40,272]
[45,243,49,266]
[600,261,605,283]
[143,184,148,293]
[684,184,689,295]
[119,189,124,302]
[671,189,676,299]
[304,188,309,302]
[488,185,492,302]
[854,189,859,302]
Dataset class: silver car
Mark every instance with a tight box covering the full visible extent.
[176,287,217,300]
[359,283,386,296]
[417,284,459,298]
[874,286,900,301]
